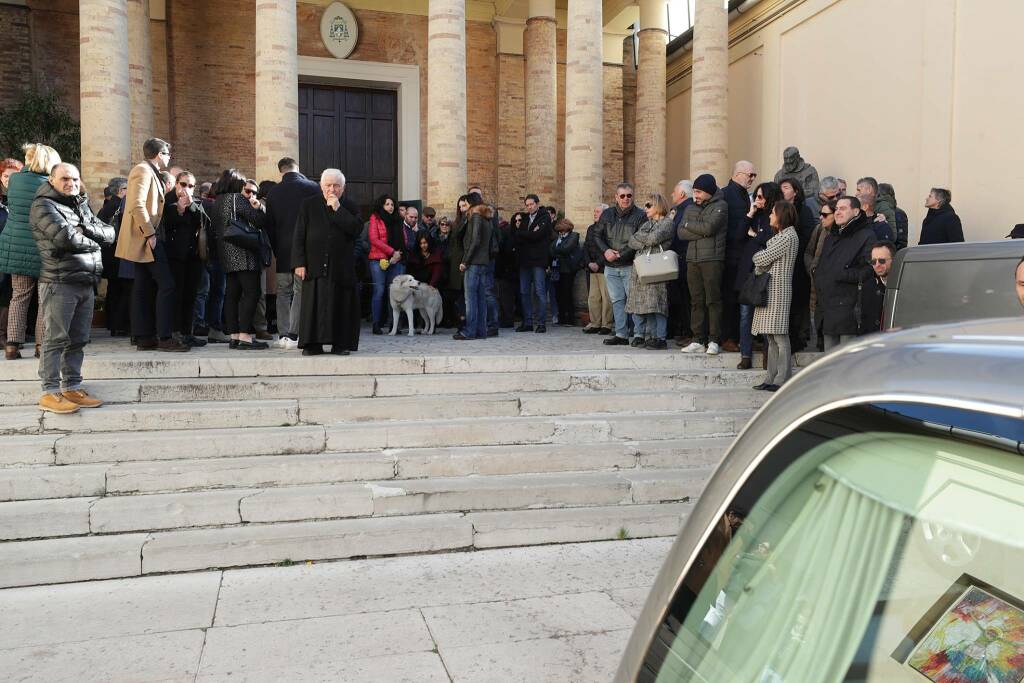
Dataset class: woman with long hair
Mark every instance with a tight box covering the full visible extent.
[445,194,474,329]
[751,200,800,391]
[367,193,404,334]
[734,181,781,369]
[778,177,815,351]
[805,199,837,350]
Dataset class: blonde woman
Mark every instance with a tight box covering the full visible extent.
[625,193,675,349]
[0,143,61,359]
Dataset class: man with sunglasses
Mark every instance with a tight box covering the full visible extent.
[160,171,211,347]
[595,182,645,345]
[858,241,895,334]
[722,161,758,352]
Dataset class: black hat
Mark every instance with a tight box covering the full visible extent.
[693,173,718,196]
[1007,224,1024,239]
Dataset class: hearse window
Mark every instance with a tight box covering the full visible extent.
[640,404,1024,683]
[894,258,1020,328]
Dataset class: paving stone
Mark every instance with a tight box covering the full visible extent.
[0,572,221,649]
[90,489,249,533]
[469,503,690,548]
[422,355,527,374]
[0,464,106,501]
[142,514,473,573]
[609,410,752,440]
[0,497,95,540]
[106,451,394,494]
[0,435,58,466]
[394,442,636,478]
[439,630,631,683]
[0,533,148,588]
[422,591,635,649]
[621,468,713,503]
[139,375,375,402]
[325,417,560,451]
[42,399,299,433]
[374,371,570,396]
[55,425,326,464]
[519,390,694,416]
[0,629,205,683]
[299,394,520,424]
[198,355,424,377]
[0,379,141,407]
[239,483,373,523]
[196,609,435,680]
[606,586,654,619]
[633,437,731,469]
[0,408,40,435]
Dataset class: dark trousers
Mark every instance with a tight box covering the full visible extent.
[554,272,576,324]
[131,242,175,340]
[496,278,516,327]
[721,262,740,343]
[105,277,132,334]
[168,258,203,337]
[224,270,260,334]
[666,274,692,338]
[687,260,723,345]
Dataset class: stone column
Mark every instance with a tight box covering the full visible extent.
[127,0,153,160]
[255,0,299,183]
[634,0,668,200]
[80,0,131,200]
[689,0,729,183]
[524,0,557,201]
[427,0,467,217]
[564,0,603,233]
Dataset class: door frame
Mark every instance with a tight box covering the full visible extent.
[297,56,420,200]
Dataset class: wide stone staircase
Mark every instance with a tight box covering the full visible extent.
[0,346,813,589]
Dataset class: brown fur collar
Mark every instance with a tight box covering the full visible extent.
[469,204,494,219]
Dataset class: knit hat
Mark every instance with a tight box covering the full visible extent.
[693,173,718,196]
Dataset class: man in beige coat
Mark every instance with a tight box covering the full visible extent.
[116,137,188,351]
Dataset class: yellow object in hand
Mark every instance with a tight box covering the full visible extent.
[379,258,390,271]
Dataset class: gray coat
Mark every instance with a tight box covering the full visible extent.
[751,226,799,336]
[625,217,674,316]
[678,191,727,262]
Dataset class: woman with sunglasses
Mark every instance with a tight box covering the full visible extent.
[805,199,837,350]
[751,200,801,392]
[734,182,781,369]
[624,193,675,349]
[778,177,816,352]
[160,171,211,347]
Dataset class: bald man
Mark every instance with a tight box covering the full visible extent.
[720,160,758,351]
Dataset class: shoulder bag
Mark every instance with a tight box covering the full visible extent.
[222,195,261,253]
[633,245,679,285]
[739,271,770,307]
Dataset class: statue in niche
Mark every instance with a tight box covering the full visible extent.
[774,146,820,199]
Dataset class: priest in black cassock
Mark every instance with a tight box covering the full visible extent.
[292,169,363,356]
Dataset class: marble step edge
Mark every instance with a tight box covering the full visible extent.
[0,502,691,589]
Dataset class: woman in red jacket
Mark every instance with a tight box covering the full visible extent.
[368,194,404,334]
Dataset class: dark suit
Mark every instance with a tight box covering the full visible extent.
[721,180,751,343]
[266,171,321,339]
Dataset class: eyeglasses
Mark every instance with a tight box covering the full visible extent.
[242,188,255,196]
[618,193,632,199]
[644,202,652,209]
[819,211,832,218]
[870,258,889,265]
[158,150,170,157]
[178,181,195,189]
[744,171,758,178]
[755,195,765,200]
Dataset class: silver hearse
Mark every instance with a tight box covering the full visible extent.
[616,317,1024,682]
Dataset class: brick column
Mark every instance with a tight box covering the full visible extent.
[564,0,603,233]
[427,0,467,216]
[127,0,153,160]
[255,0,299,183]
[494,16,526,214]
[524,0,557,201]
[634,0,667,199]
[80,0,131,200]
[690,0,729,182]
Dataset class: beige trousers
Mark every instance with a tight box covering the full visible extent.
[587,272,613,329]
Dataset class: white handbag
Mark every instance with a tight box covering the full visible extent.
[633,245,679,284]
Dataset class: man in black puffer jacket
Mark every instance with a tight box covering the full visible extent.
[814,196,876,350]
[30,163,115,414]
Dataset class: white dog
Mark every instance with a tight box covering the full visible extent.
[388,274,443,336]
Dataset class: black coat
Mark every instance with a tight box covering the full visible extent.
[583,222,607,273]
[550,230,582,274]
[514,210,554,269]
[919,204,964,245]
[265,171,321,272]
[814,213,877,336]
[858,274,886,334]
[734,212,772,290]
[593,205,646,266]
[722,180,752,265]
[161,192,209,261]
[291,195,362,288]
[30,184,115,286]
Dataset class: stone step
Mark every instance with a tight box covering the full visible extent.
[0,469,711,540]
[0,502,690,588]
[0,351,820,382]
[0,437,731,500]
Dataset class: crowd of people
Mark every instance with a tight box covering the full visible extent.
[0,137,971,412]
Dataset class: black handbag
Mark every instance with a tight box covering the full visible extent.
[222,195,262,253]
[739,271,771,307]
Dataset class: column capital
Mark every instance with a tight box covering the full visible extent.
[493,15,526,56]
[528,0,556,20]
[602,29,630,65]
[638,0,668,32]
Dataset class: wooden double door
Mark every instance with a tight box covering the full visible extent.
[297,84,397,219]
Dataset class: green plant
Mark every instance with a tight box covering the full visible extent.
[0,91,80,164]
[616,527,630,540]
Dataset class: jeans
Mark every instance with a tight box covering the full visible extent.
[276,272,303,339]
[687,260,723,345]
[132,241,176,340]
[464,264,489,338]
[370,260,404,326]
[739,303,755,358]
[765,334,793,385]
[632,312,667,340]
[38,282,93,394]
[201,259,226,332]
[518,267,547,326]
[193,264,209,331]
[548,272,559,321]
[824,334,855,351]
[604,265,632,339]
[485,262,498,333]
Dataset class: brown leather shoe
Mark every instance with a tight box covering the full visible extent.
[38,393,80,414]
[62,389,104,408]
[34,343,40,358]
[720,339,740,353]
[5,344,20,360]
[136,337,158,350]
[255,331,274,341]
[674,336,693,348]
[737,356,752,370]
[158,338,191,352]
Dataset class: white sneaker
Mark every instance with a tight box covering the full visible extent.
[680,342,705,354]
[283,338,299,350]
[706,342,721,355]
[272,337,287,349]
